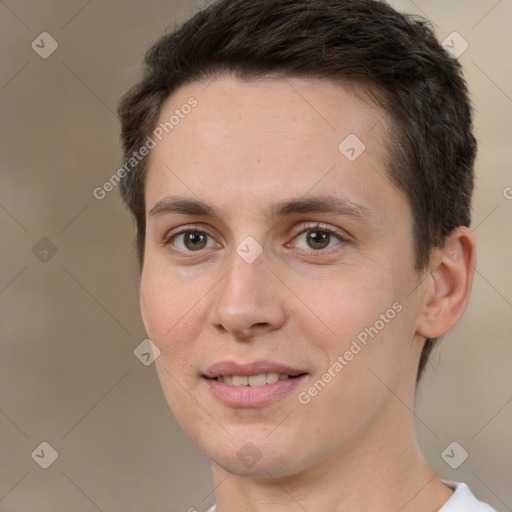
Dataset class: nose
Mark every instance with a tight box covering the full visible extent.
[207,246,286,341]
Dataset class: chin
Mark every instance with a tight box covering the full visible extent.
[211,449,300,479]
[198,430,313,479]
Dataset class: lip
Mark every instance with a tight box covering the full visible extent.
[203,360,309,408]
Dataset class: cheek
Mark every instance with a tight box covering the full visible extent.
[140,265,202,346]
[140,274,171,343]
[303,266,412,385]
[307,267,398,340]
[139,265,216,399]
[141,270,207,425]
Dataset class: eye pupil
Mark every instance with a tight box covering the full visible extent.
[307,230,330,250]
[185,232,207,250]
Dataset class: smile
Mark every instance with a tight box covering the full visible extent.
[203,361,308,407]
[215,373,291,386]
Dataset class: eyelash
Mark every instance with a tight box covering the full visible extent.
[162,222,348,256]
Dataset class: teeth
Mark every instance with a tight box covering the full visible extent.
[216,373,292,386]
[232,376,248,386]
[248,374,267,386]
[266,372,279,383]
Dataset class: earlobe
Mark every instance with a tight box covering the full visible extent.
[416,227,476,339]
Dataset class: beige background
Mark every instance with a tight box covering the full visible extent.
[1,1,511,511]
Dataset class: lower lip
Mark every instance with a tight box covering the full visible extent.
[204,375,308,407]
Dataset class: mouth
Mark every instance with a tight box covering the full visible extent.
[203,361,309,407]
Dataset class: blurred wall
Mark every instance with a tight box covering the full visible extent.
[1,1,510,511]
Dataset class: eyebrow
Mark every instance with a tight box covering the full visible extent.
[148,194,373,223]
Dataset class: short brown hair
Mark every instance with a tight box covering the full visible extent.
[117,0,477,379]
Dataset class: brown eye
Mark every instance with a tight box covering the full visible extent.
[305,230,332,250]
[167,229,216,252]
[293,225,344,251]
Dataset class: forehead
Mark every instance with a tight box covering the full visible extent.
[144,74,401,222]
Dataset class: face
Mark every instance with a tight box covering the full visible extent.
[140,75,427,478]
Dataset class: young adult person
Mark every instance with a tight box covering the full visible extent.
[117,1,496,510]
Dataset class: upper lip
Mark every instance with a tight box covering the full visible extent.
[204,360,308,378]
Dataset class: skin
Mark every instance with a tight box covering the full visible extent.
[139,75,476,512]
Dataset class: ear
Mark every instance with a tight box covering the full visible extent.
[416,227,476,338]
